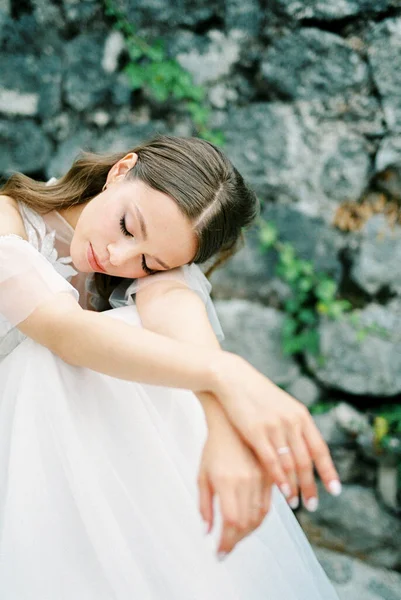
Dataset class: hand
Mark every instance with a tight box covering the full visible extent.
[210,353,341,511]
[197,392,273,557]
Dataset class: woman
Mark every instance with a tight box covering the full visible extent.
[0,136,340,598]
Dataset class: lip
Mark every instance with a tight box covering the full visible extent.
[87,243,106,273]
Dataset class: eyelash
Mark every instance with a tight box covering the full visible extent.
[119,215,157,276]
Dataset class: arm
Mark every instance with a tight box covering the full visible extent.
[0,201,224,394]
[135,281,274,555]
[135,280,342,511]
[19,293,223,393]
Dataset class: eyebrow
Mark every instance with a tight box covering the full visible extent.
[133,204,171,270]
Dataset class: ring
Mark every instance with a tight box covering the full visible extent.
[277,446,291,455]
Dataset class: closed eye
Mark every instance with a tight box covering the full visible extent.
[120,215,158,275]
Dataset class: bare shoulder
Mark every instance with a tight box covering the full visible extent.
[0,194,28,240]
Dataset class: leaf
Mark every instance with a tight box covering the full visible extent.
[298,309,317,325]
[317,301,328,315]
[124,63,146,90]
[297,277,313,293]
[284,297,302,314]
[356,329,368,342]
[259,222,278,249]
[282,317,298,337]
[316,278,337,302]
[201,129,225,146]
[374,416,389,445]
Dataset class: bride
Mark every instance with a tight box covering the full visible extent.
[0,135,340,599]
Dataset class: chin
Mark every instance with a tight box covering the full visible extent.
[70,245,89,273]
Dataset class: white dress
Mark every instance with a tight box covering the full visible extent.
[0,198,340,599]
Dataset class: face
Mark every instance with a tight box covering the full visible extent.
[69,178,198,279]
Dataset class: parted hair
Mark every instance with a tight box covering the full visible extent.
[1,135,259,306]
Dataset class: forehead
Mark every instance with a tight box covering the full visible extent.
[123,179,198,263]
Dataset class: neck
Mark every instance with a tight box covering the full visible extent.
[57,202,86,230]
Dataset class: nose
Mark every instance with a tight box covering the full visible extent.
[107,240,138,267]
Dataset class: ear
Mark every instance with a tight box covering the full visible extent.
[106,152,138,185]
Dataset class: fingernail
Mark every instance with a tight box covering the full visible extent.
[289,496,299,509]
[217,552,227,562]
[328,480,342,496]
[306,497,319,512]
[203,521,210,535]
[280,483,291,498]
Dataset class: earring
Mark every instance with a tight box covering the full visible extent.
[102,182,108,192]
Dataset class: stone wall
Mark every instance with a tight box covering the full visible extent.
[1,0,401,592]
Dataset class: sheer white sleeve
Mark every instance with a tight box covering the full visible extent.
[108,263,225,342]
[0,235,79,326]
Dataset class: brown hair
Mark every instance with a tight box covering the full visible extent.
[1,135,259,306]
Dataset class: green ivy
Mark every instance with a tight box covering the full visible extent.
[103,0,224,146]
[259,221,401,457]
[259,220,351,356]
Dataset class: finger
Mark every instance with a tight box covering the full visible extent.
[287,422,318,512]
[253,435,290,495]
[269,431,298,501]
[198,473,214,534]
[302,416,342,496]
[261,478,273,514]
[249,474,265,523]
[218,524,241,558]
[236,476,254,530]
[216,488,241,555]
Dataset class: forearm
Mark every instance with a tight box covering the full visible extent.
[19,293,224,393]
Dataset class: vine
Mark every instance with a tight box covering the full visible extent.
[259,220,401,460]
[103,0,224,146]
[258,220,351,356]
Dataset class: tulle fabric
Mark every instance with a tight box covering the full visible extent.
[0,304,339,599]
[0,193,339,598]
[107,263,225,341]
[0,235,79,326]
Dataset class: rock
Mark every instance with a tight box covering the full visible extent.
[260,28,369,101]
[262,203,345,281]
[95,122,168,154]
[220,103,371,217]
[214,300,300,386]
[61,0,101,24]
[313,409,349,446]
[209,202,345,302]
[102,31,125,74]
[0,119,51,175]
[46,129,97,180]
[334,402,371,436]
[0,53,62,118]
[377,462,399,511]
[208,83,237,109]
[330,446,372,485]
[375,135,401,172]
[368,18,401,132]
[121,0,222,28]
[225,0,262,36]
[209,223,278,302]
[314,547,401,600]
[351,215,401,295]
[0,0,9,15]
[306,303,401,396]
[299,483,401,569]
[287,375,320,408]
[272,0,398,20]
[176,30,242,86]
[65,33,114,112]
[42,112,78,143]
